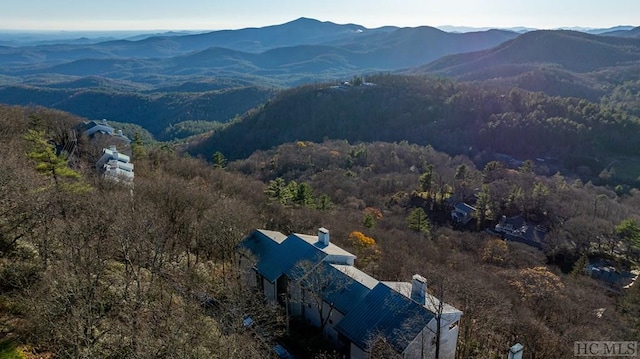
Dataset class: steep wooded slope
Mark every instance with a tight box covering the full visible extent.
[188,75,640,163]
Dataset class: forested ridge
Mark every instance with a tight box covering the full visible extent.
[189,74,640,177]
[1,104,639,358]
[420,30,640,75]
[411,30,640,111]
[0,85,275,137]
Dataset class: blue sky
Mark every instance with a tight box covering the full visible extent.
[1,0,638,31]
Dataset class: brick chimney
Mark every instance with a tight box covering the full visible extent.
[318,227,330,246]
[410,274,427,305]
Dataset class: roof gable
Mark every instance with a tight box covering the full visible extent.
[280,235,327,279]
[240,229,358,283]
[80,120,115,135]
[240,230,330,283]
[240,230,289,282]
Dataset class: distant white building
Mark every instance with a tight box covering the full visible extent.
[96,145,134,183]
[239,228,462,359]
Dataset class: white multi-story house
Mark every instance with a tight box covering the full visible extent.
[239,228,462,359]
[96,145,134,183]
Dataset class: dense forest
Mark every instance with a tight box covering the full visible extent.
[0,85,275,136]
[1,104,639,358]
[0,106,279,358]
[189,74,640,187]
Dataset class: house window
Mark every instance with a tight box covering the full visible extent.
[449,321,459,330]
[255,271,262,289]
[329,319,333,325]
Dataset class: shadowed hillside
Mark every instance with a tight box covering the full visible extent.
[187,74,640,167]
[418,30,640,75]
[409,30,640,101]
[0,85,275,135]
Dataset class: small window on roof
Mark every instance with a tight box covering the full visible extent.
[449,321,459,330]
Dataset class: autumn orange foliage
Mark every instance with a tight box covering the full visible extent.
[348,231,376,247]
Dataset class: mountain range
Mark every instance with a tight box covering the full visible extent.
[0,17,521,135]
[410,30,640,101]
[0,18,519,76]
[2,23,637,46]
[1,18,639,140]
[2,18,638,89]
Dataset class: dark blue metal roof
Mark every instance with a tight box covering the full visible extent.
[454,202,476,214]
[300,262,371,315]
[300,262,373,315]
[239,230,288,282]
[335,283,435,352]
[240,231,328,283]
[280,234,327,280]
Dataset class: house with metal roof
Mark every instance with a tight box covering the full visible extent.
[238,228,462,359]
[450,202,476,225]
[494,215,547,250]
[78,119,131,144]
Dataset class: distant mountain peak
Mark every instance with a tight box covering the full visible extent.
[290,17,321,23]
[283,17,365,30]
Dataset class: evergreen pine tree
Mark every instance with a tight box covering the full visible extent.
[212,151,227,169]
[295,182,315,208]
[316,194,334,211]
[24,129,91,193]
[407,208,430,236]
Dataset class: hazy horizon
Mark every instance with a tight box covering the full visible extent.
[0,21,636,35]
[1,0,638,31]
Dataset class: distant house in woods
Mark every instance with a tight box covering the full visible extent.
[78,119,131,145]
[586,261,639,290]
[494,153,524,169]
[450,202,476,225]
[96,145,134,183]
[239,228,462,359]
[494,215,547,250]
